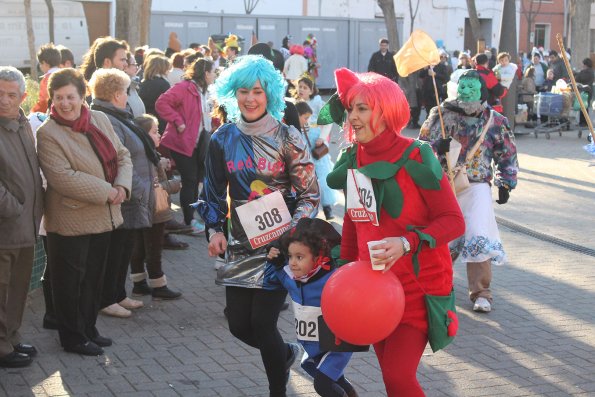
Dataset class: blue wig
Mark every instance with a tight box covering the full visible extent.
[214,55,287,122]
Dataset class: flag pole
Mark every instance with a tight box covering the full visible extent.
[555,33,595,143]
[430,66,455,190]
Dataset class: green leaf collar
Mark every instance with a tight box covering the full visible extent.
[327,140,443,220]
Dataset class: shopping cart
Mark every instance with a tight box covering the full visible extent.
[533,92,573,139]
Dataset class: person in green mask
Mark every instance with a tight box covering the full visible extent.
[419,69,519,314]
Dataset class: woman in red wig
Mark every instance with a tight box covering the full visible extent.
[326,69,465,396]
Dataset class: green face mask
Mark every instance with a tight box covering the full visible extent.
[457,77,482,102]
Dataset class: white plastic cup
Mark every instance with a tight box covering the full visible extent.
[367,240,387,271]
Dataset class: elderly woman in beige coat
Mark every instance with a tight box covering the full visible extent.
[37,68,132,356]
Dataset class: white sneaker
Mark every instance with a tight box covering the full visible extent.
[473,297,492,313]
[190,219,205,235]
[214,256,225,270]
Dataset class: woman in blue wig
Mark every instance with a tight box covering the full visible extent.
[197,55,320,397]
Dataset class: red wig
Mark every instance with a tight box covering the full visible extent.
[290,45,305,56]
[335,68,410,142]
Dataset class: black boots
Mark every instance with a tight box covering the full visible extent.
[132,279,152,296]
[152,286,182,300]
[134,276,182,300]
[323,206,334,220]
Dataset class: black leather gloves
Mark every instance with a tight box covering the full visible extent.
[496,186,510,205]
[436,137,452,155]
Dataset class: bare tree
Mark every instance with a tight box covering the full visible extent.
[115,0,142,48]
[499,0,517,130]
[408,0,420,35]
[520,0,543,53]
[569,0,594,69]
[139,0,152,46]
[25,0,38,80]
[244,0,260,14]
[466,0,483,48]
[45,0,54,43]
[499,0,517,55]
[377,0,400,50]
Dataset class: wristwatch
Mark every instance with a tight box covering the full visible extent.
[399,236,411,255]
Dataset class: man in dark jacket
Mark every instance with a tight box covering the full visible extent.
[367,38,398,82]
[575,57,594,126]
[0,66,43,368]
[548,50,569,82]
[419,61,449,118]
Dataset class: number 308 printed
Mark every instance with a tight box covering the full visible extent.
[255,208,283,231]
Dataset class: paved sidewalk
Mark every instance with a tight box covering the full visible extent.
[3,126,595,396]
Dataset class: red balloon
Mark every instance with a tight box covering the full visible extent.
[321,261,405,345]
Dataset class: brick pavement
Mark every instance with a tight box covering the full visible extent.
[2,126,594,396]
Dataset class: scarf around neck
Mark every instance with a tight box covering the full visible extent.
[236,112,279,136]
[91,101,160,166]
[50,105,119,184]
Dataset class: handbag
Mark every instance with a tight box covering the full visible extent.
[452,165,470,194]
[311,143,329,160]
[407,227,459,353]
[424,290,458,352]
[451,110,494,195]
[153,182,170,219]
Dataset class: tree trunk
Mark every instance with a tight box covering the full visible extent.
[570,0,592,69]
[525,14,533,53]
[25,0,38,80]
[139,0,152,46]
[466,0,483,46]
[522,0,543,55]
[115,1,128,45]
[116,0,142,49]
[499,0,517,56]
[522,0,534,53]
[499,0,517,129]
[377,0,400,50]
[45,0,54,43]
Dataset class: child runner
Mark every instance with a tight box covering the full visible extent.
[294,76,339,220]
[267,218,358,397]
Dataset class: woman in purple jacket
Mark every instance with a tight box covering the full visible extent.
[156,59,216,231]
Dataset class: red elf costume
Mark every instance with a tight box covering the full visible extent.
[323,69,465,396]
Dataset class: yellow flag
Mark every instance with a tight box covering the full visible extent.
[394,30,441,77]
